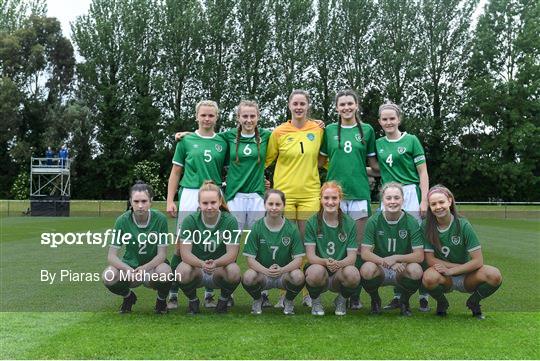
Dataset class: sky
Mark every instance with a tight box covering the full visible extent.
[48,0,488,41]
[46,0,92,39]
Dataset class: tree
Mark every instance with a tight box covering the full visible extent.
[231,0,274,127]
[268,0,314,122]
[200,0,237,127]
[72,0,132,198]
[462,0,540,200]
[414,0,478,186]
[0,12,75,198]
[310,0,342,122]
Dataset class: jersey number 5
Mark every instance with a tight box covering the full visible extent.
[204,149,212,163]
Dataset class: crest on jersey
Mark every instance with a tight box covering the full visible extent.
[232,139,237,144]
[193,144,199,148]
[215,144,223,152]
[378,230,384,236]
[451,236,461,245]
[398,147,406,154]
[338,232,347,242]
[317,234,324,239]
[260,239,266,244]
[355,134,362,142]
[282,237,291,246]
[334,135,339,140]
[399,229,408,239]
[379,148,384,153]
[287,137,294,143]
[307,133,315,141]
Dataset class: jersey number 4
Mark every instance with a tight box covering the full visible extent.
[385,154,393,167]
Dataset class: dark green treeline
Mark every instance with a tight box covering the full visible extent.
[1,0,538,200]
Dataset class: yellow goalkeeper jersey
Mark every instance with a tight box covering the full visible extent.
[265,120,324,198]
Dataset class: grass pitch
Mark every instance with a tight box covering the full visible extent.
[0,212,539,359]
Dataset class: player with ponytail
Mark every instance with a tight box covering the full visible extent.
[102,181,172,314]
[174,181,241,314]
[422,185,502,319]
[318,89,379,309]
[304,182,360,316]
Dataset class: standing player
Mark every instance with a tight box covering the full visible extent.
[375,101,430,311]
[265,89,324,307]
[360,182,424,316]
[220,100,271,231]
[175,181,241,314]
[175,100,275,306]
[319,89,379,310]
[166,100,228,310]
[422,185,502,319]
[102,181,172,314]
[242,189,305,315]
[304,182,360,316]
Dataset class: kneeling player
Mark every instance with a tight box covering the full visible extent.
[175,181,241,314]
[422,185,502,319]
[242,189,305,315]
[304,182,360,316]
[102,181,172,314]
[360,182,424,316]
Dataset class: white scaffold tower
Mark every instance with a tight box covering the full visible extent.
[30,157,71,216]
[30,157,71,196]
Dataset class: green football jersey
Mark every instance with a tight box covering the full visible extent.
[423,216,481,264]
[111,209,169,268]
[305,212,358,260]
[243,217,305,268]
[376,132,426,185]
[320,123,376,200]
[362,211,424,258]
[180,211,239,261]
[221,129,271,201]
[172,131,228,188]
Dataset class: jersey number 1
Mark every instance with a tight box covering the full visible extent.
[387,238,396,253]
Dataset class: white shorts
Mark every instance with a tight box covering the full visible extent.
[326,273,338,292]
[340,200,369,220]
[381,267,398,286]
[381,184,421,223]
[262,274,285,290]
[227,193,265,230]
[199,271,216,289]
[177,188,199,234]
[450,275,470,293]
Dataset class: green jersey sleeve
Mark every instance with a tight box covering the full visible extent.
[157,212,169,246]
[172,140,186,167]
[111,215,125,247]
[424,240,435,252]
[304,216,317,245]
[366,124,376,157]
[320,130,328,156]
[179,215,197,243]
[408,216,424,249]
[223,215,240,246]
[411,135,426,166]
[362,216,376,247]
[291,224,305,257]
[463,220,481,252]
[346,219,358,250]
[243,224,259,257]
